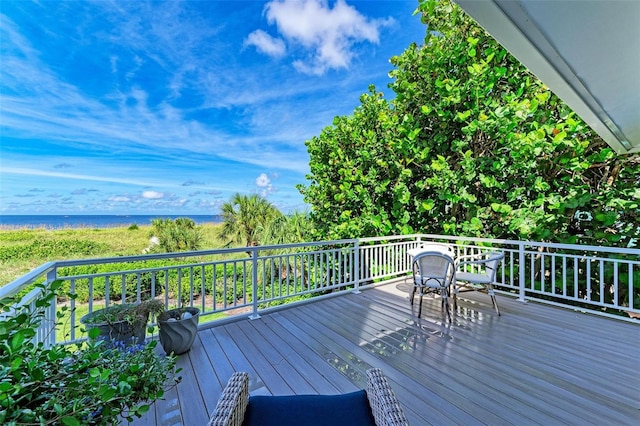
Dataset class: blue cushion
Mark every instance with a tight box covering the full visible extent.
[242,389,376,426]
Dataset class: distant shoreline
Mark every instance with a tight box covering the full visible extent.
[0,214,222,230]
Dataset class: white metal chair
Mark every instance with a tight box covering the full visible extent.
[410,251,456,321]
[454,251,505,315]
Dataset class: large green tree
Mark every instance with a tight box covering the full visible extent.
[299,0,639,246]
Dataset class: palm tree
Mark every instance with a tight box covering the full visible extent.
[218,193,282,247]
[260,211,314,245]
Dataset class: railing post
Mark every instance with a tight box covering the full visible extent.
[352,240,361,294]
[518,242,526,302]
[249,249,261,320]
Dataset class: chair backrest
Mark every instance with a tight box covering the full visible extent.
[413,251,455,284]
[482,251,505,281]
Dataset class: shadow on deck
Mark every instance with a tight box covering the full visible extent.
[132,281,640,426]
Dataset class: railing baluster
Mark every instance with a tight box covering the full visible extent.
[103,275,108,309]
[613,260,619,308]
[189,266,195,306]
[562,256,564,291]
[70,279,76,342]
[586,258,591,302]
[119,274,125,303]
[250,250,260,320]
[164,270,170,309]
[541,253,546,293]
[629,263,634,311]
[200,265,205,312]
[599,260,605,304]
[222,261,228,309]
[519,242,526,301]
[354,241,360,293]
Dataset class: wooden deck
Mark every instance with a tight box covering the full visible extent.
[132,281,640,426]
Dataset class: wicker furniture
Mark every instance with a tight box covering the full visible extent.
[207,368,410,426]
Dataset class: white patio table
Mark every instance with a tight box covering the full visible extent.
[406,243,454,259]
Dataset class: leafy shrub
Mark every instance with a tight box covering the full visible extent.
[0,281,180,425]
[161,263,246,304]
[52,259,250,306]
[58,260,176,302]
[81,299,165,326]
[149,218,203,253]
[128,224,139,230]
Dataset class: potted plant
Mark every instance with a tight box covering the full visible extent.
[1,281,181,425]
[80,299,165,345]
[157,306,200,355]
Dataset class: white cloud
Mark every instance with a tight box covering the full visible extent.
[109,196,131,202]
[262,0,393,75]
[142,190,164,199]
[256,173,271,188]
[2,167,171,187]
[256,172,275,197]
[245,29,286,57]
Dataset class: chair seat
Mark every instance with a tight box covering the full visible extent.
[454,251,505,316]
[207,368,410,426]
[243,390,375,426]
[413,274,447,289]
[456,272,492,284]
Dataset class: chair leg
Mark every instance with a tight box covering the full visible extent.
[418,290,424,318]
[488,284,501,316]
[452,282,458,310]
[442,290,452,322]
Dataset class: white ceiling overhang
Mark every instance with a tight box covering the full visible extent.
[454,0,640,155]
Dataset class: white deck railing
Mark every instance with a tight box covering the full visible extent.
[2,234,638,346]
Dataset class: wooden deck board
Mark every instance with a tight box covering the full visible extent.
[131,282,640,426]
[174,353,210,426]
[249,315,350,394]
[298,296,511,425]
[267,313,359,392]
[329,294,562,425]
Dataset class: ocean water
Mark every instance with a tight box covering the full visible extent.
[0,215,221,229]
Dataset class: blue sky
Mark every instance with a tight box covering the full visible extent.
[1,0,425,216]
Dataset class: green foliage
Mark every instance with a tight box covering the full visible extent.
[219,193,283,247]
[81,299,164,327]
[57,260,247,306]
[0,223,234,288]
[0,238,109,261]
[56,260,167,302]
[128,223,139,230]
[149,218,203,253]
[298,89,403,240]
[0,281,180,425]
[299,0,640,247]
[260,211,316,245]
